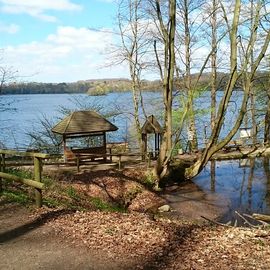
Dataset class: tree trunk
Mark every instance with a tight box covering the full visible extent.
[264,98,270,145]
[154,0,176,183]
[185,0,270,179]
[118,0,145,154]
[211,0,217,131]
[184,0,198,151]
[249,0,257,144]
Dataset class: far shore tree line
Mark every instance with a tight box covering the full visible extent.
[1,79,161,95]
[2,72,268,96]
[1,0,270,188]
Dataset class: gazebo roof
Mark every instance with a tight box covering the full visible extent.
[141,115,162,134]
[51,110,118,136]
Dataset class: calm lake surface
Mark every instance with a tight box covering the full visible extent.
[0,90,249,149]
[194,158,270,222]
[0,92,269,220]
[0,92,162,149]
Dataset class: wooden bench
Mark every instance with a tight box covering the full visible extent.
[223,140,241,152]
[107,142,129,154]
[64,146,112,163]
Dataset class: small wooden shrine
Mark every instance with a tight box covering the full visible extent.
[141,115,162,159]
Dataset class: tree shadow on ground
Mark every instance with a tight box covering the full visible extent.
[136,223,205,270]
[49,168,160,208]
[0,207,74,244]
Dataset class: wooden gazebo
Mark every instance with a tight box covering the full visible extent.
[51,110,118,161]
[141,115,162,159]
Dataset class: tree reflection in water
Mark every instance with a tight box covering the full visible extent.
[194,158,270,222]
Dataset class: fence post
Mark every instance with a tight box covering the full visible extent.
[34,156,42,208]
[0,154,5,193]
[2,154,5,172]
[118,155,122,170]
[147,153,151,168]
[0,154,2,193]
[76,156,80,172]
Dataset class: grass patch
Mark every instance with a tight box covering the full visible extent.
[1,168,127,213]
[142,170,156,188]
[90,197,126,212]
[66,186,80,200]
[1,189,32,205]
[43,197,61,208]
[5,168,33,179]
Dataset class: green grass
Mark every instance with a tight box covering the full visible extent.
[66,186,80,200]
[90,197,126,212]
[1,189,32,205]
[5,168,33,179]
[43,197,61,208]
[142,171,156,188]
[1,168,127,213]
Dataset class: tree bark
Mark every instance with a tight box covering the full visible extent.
[183,0,198,151]
[211,0,217,131]
[118,0,145,153]
[154,0,176,183]
[185,0,270,179]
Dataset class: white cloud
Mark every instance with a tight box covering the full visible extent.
[3,26,129,82]
[47,26,112,50]
[0,0,82,22]
[0,22,19,34]
[97,0,115,3]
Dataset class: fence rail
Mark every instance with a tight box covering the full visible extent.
[0,148,155,206]
[0,149,50,207]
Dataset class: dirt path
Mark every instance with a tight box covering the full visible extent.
[1,203,270,270]
[0,204,123,270]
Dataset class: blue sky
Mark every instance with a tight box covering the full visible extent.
[0,0,129,82]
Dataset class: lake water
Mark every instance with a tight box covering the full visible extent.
[0,92,163,149]
[194,158,270,222]
[1,92,268,221]
[0,90,254,150]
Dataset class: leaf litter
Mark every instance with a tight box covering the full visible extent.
[45,209,270,269]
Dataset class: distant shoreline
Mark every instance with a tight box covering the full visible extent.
[2,79,163,95]
[2,71,265,95]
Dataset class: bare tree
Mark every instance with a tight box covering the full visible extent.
[115,0,270,185]
[117,0,151,152]
[0,50,17,95]
[0,51,18,115]
[148,0,176,185]
[185,0,270,179]
[210,0,218,130]
[175,0,207,151]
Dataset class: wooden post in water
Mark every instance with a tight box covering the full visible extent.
[34,156,42,208]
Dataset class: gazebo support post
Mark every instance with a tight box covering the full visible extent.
[142,133,147,161]
[158,134,160,155]
[103,132,107,162]
[63,135,67,162]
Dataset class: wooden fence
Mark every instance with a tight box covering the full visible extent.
[72,152,153,172]
[0,149,51,207]
[0,148,154,206]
